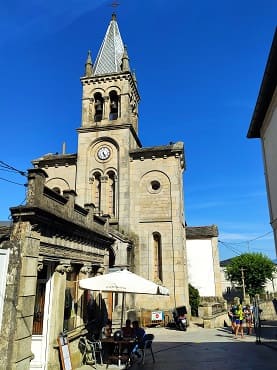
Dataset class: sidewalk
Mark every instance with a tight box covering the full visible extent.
[76,320,277,370]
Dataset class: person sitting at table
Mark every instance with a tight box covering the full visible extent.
[131,320,146,358]
[122,319,135,338]
[102,318,112,338]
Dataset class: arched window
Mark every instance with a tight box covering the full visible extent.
[107,170,116,216]
[153,232,162,282]
[52,187,61,194]
[109,90,119,120]
[92,172,101,212]
[94,92,104,122]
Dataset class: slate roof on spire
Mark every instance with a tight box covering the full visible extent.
[93,13,125,76]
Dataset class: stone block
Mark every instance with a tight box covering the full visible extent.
[21,256,38,276]
[14,337,33,364]
[19,276,37,296]
[15,316,34,339]
[16,295,36,317]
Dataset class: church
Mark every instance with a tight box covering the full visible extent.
[0,13,221,369]
[32,12,189,313]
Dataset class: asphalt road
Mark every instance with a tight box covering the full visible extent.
[78,322,277,370]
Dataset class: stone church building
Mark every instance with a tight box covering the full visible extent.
[31,12,189,316]
[0,13,220,369]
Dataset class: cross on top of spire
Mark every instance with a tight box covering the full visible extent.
[110,1,120,8]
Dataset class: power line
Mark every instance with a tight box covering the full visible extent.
[0,160,27,177]
[218,240,242,256]
[219,230,273,246]
[0,176,26,186]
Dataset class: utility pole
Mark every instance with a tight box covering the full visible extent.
[241,267,246,301]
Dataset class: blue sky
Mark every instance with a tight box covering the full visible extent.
[0,0,276,261]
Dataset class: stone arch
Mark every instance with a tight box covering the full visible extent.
[109,90,119,120]
[105,169,117,217]
[138,170,172,221]
[89,170,103,213]
[153,232,163,283]
[94,92,104,122]
[45,178,70,194]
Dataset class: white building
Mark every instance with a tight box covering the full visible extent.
[186,225,222,297]
[247,29,277,256]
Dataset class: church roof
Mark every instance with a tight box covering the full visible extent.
[186,225,219,239]
[0,222,12,242]
[93,13,125,76]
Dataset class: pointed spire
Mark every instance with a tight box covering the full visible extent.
[85,50,93,77]
[93,14,125,76]
[121,45,130,72]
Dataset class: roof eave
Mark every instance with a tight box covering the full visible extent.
[247,28,277,139]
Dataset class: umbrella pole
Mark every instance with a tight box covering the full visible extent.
[120,292,125,328]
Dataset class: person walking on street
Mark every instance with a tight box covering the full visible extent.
[243,304,253,335]
[228,303,237,334]
[234,304,245,339]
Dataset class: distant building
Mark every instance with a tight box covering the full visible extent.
[220,257,277,301]
[247,28,277,256]
[186,225,221,297]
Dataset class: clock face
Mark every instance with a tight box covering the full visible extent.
[97,146,111,160]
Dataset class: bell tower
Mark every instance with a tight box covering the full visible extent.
[76,13,140,226]
[80,13,140,132]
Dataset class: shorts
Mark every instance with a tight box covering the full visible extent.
[235,319,243,325]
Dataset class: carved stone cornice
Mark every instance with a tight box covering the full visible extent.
[39,243,105,265]
[80,264,93,275]
[37,257,44,272]
[55,259,72,274]
[96,265,105,275]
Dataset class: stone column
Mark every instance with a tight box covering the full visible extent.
[47,260,72,368]
[9,235,40,369]
[100,175,108,215]
[114,175,118,219]
[103,96,109,120]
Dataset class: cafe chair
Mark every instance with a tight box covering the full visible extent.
[79,336,103,367]
[138,334,155,365]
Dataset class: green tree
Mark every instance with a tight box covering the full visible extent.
[189,283,200,316]
[225,252,276,296]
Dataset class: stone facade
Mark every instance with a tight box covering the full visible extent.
[0,169,114,369]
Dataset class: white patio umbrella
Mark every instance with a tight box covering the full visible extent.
[79,269,169,327]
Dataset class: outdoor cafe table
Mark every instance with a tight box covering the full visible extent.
[101,337,135,367]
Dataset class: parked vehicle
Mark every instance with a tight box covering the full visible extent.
[173,306,187,331]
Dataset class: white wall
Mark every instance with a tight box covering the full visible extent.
[186,239,215,296]
[263,105,277,222]
[0,249,9,331]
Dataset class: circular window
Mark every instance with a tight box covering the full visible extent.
[147,180,161,194]
[151,181,160,191]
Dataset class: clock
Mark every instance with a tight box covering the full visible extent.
[97,146,111,160]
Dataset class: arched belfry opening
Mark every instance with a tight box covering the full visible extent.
[109,90,119,120]
[94,92,104,122]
